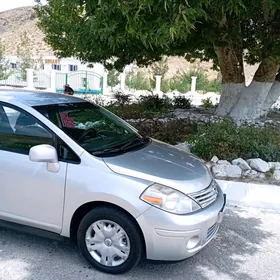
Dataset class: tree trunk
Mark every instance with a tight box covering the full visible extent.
[216,83,245,116]
[228,81,274,120]
[229,58,279,120]
[214,43,245,116]
[261,73,280,117]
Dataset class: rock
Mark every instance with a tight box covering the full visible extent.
[211,164,242,178]
[210,156,219,164]
[243,170,258,178]
[232,158,251,171]
[173,108,189,119]
[217,160,231,165]
[175,142,191,153]
[247,158,270,173]
[273,170,280,181]
[268,162,280,170]
[257,173,266,179]
[265,120,274,125]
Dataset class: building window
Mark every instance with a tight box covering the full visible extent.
[10,63,17,69]
[52,64,61,71]
[69,65,78,72]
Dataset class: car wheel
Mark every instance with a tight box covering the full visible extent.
[77,206,144,274]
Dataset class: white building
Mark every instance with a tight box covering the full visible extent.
[2,55,107,93]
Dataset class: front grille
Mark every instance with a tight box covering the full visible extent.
[206,223,218,241]
[189,181,218,208]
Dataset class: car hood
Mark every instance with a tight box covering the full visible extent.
[103,140,212,194]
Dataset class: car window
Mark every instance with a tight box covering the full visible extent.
[34,102,143,154]
[0,105,53,154]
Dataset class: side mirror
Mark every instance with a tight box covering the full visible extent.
[29,144,60,173]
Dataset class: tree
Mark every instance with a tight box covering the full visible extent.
[0,41,11,80]
[35,0,280,121]
[17,32,36,81]
[107,69,119,88]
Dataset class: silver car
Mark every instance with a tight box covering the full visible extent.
[0,89,226,274]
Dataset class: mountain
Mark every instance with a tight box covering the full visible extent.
[0,6,53,56]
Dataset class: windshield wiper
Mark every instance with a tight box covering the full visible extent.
[92,136,150,156]
[119,136,149,151]
[92,147,122,156]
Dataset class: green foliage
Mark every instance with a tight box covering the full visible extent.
[114,91,130,105]
[106,94,174,119]
[0,41,11,80]
[202,97,216,109]
[125,70,153,91]
[36,0,280,70]
[35,0,207,70]
[173,96,192,109]
[161,70,222,93]
[16,32,36,81]
[107,69,119,88]
[139,94,173,111]
[134,119,198,145]
[265,167,276,179]
[189,121,280,162]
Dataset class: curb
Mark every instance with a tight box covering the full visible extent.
[217,179,280,211]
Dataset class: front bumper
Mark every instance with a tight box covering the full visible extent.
[136,186,226,261]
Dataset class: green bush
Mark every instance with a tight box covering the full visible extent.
[138,94,173,112]
[105,94,174,119]
[160,70,222,93]
[202,97,216,109]
[125,71,153,91]
[206,78,222,93]
[173,96,192,109]
[134,119,198,145]
[188,120,280,162]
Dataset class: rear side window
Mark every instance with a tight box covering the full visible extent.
[0,104,53,154]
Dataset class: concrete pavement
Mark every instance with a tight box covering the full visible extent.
[0,205,280,280]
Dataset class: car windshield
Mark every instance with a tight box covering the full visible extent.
[33,101,149,156]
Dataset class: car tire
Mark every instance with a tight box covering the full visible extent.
[77,206,144,274]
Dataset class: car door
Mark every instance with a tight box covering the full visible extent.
[0,103,67,234]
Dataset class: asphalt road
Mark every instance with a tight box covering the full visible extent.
[0,205,280,280]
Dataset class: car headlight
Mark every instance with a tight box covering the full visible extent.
[140,184,201,214]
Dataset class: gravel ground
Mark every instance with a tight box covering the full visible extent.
[0,205,280,280]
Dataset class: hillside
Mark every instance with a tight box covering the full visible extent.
[0,6,53,56]
[0,6,257,83]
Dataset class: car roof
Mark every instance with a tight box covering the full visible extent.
[0,88,85,107]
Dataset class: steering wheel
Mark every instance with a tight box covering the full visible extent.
[77,127,98,142]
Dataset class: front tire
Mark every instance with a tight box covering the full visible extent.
[77,207,144,274]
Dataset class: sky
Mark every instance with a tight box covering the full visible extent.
[0,0,46,13]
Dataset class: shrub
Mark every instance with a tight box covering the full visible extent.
[188,120,280,162]
[206,78,222,93]
[173,96,192,109]
[114,91,130,105]
[126,70,153,91]
[159,70,221,94]
[138,94,173,112]
[202,97,216,109]
[105,94,173,119]
[134,119,198,145]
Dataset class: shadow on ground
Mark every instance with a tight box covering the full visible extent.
[0,206,274,280]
